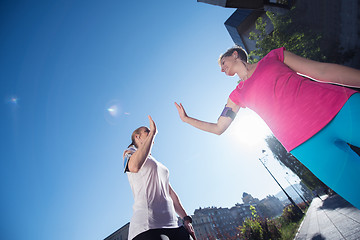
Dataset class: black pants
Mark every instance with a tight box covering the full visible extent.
[133,226,191,240]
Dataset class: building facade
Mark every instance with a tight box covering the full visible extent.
[191,192,284,240]
[192,207,241,239]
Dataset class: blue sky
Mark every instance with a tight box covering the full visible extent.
[0,1,300,239]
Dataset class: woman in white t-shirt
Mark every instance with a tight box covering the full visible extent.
[123,116,196,240]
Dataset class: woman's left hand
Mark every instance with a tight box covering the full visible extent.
[184,221,197,240]
[148,115,158,136]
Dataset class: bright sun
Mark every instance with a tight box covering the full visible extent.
[227,109,272,147]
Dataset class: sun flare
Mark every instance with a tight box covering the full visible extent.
[227,109,272,147]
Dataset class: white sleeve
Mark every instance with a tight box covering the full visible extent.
[123,147,136,173]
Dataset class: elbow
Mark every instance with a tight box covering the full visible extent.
[214,128,226,135]
[213,120,231,135]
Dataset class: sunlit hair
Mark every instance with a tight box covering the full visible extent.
[128,126,150,148]
[219,46,248,64]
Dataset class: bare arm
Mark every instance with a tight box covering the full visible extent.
[169,185,197,240]
[169,184,187,219]
[284,50,360,88]
[174,98,240,135]
[126,116,157,173]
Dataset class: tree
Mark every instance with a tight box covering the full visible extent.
[248,8,357,64]
[265,135,327,191]
[238,205,281,240]
[248,10,324,63]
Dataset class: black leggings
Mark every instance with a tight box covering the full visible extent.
[133,226,191,240]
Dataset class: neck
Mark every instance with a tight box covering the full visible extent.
[239,62,257,81]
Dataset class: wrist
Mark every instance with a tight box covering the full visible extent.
[149,129,157,136]
[183,215,192,224]
[183,116,191,123]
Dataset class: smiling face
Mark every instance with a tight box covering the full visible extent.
[220,54,238,76]
[219,46,249,77]
[220,52,248,79]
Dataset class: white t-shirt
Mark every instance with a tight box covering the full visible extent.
[124,146,179,240]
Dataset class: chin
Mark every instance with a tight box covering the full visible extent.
[226,73,235,77]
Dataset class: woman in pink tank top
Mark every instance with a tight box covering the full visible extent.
[175,47,360,209]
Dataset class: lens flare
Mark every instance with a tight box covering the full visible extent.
[107,105,118,116]
[6,96,18,105]
[104,99,130,125]
[10,97,18,104]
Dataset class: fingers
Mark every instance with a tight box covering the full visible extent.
[148,115,154,127]
[187,225,194,233]
[174,102,185,113]
[184,222,196,240]
[174,103,183,117]
[174,102,181,111]
[148,115,156,124]
[148,115,157,133]
[180,103,186,112]
[174,102,183,109]
[191,232,197,240]
[148,115,153,122]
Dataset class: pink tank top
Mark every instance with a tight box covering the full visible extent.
[229,47,356,151]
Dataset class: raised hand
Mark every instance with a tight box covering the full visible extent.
[148,115,158,136]
[174,102,188,122]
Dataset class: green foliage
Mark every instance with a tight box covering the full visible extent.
[248,10,325,63]
[280,221,300,240]
[280,205,303,223]
[240,217,263,240]
[250,205,258,218]
[239,217,282,240]
[279,203,307,240]
[238,203,307,240]
[263,219,282,240]
[238,205,281,240]
[248,7,358,65]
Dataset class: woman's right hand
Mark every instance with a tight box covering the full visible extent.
[174,102,188,122]
[148,115,158,136]
[184,221,197,240]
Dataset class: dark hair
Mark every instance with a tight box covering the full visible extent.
[127,126,149,148]
[219,46,248,64]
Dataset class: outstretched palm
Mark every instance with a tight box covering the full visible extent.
[148,115,158,136]
[174,102,188,122]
